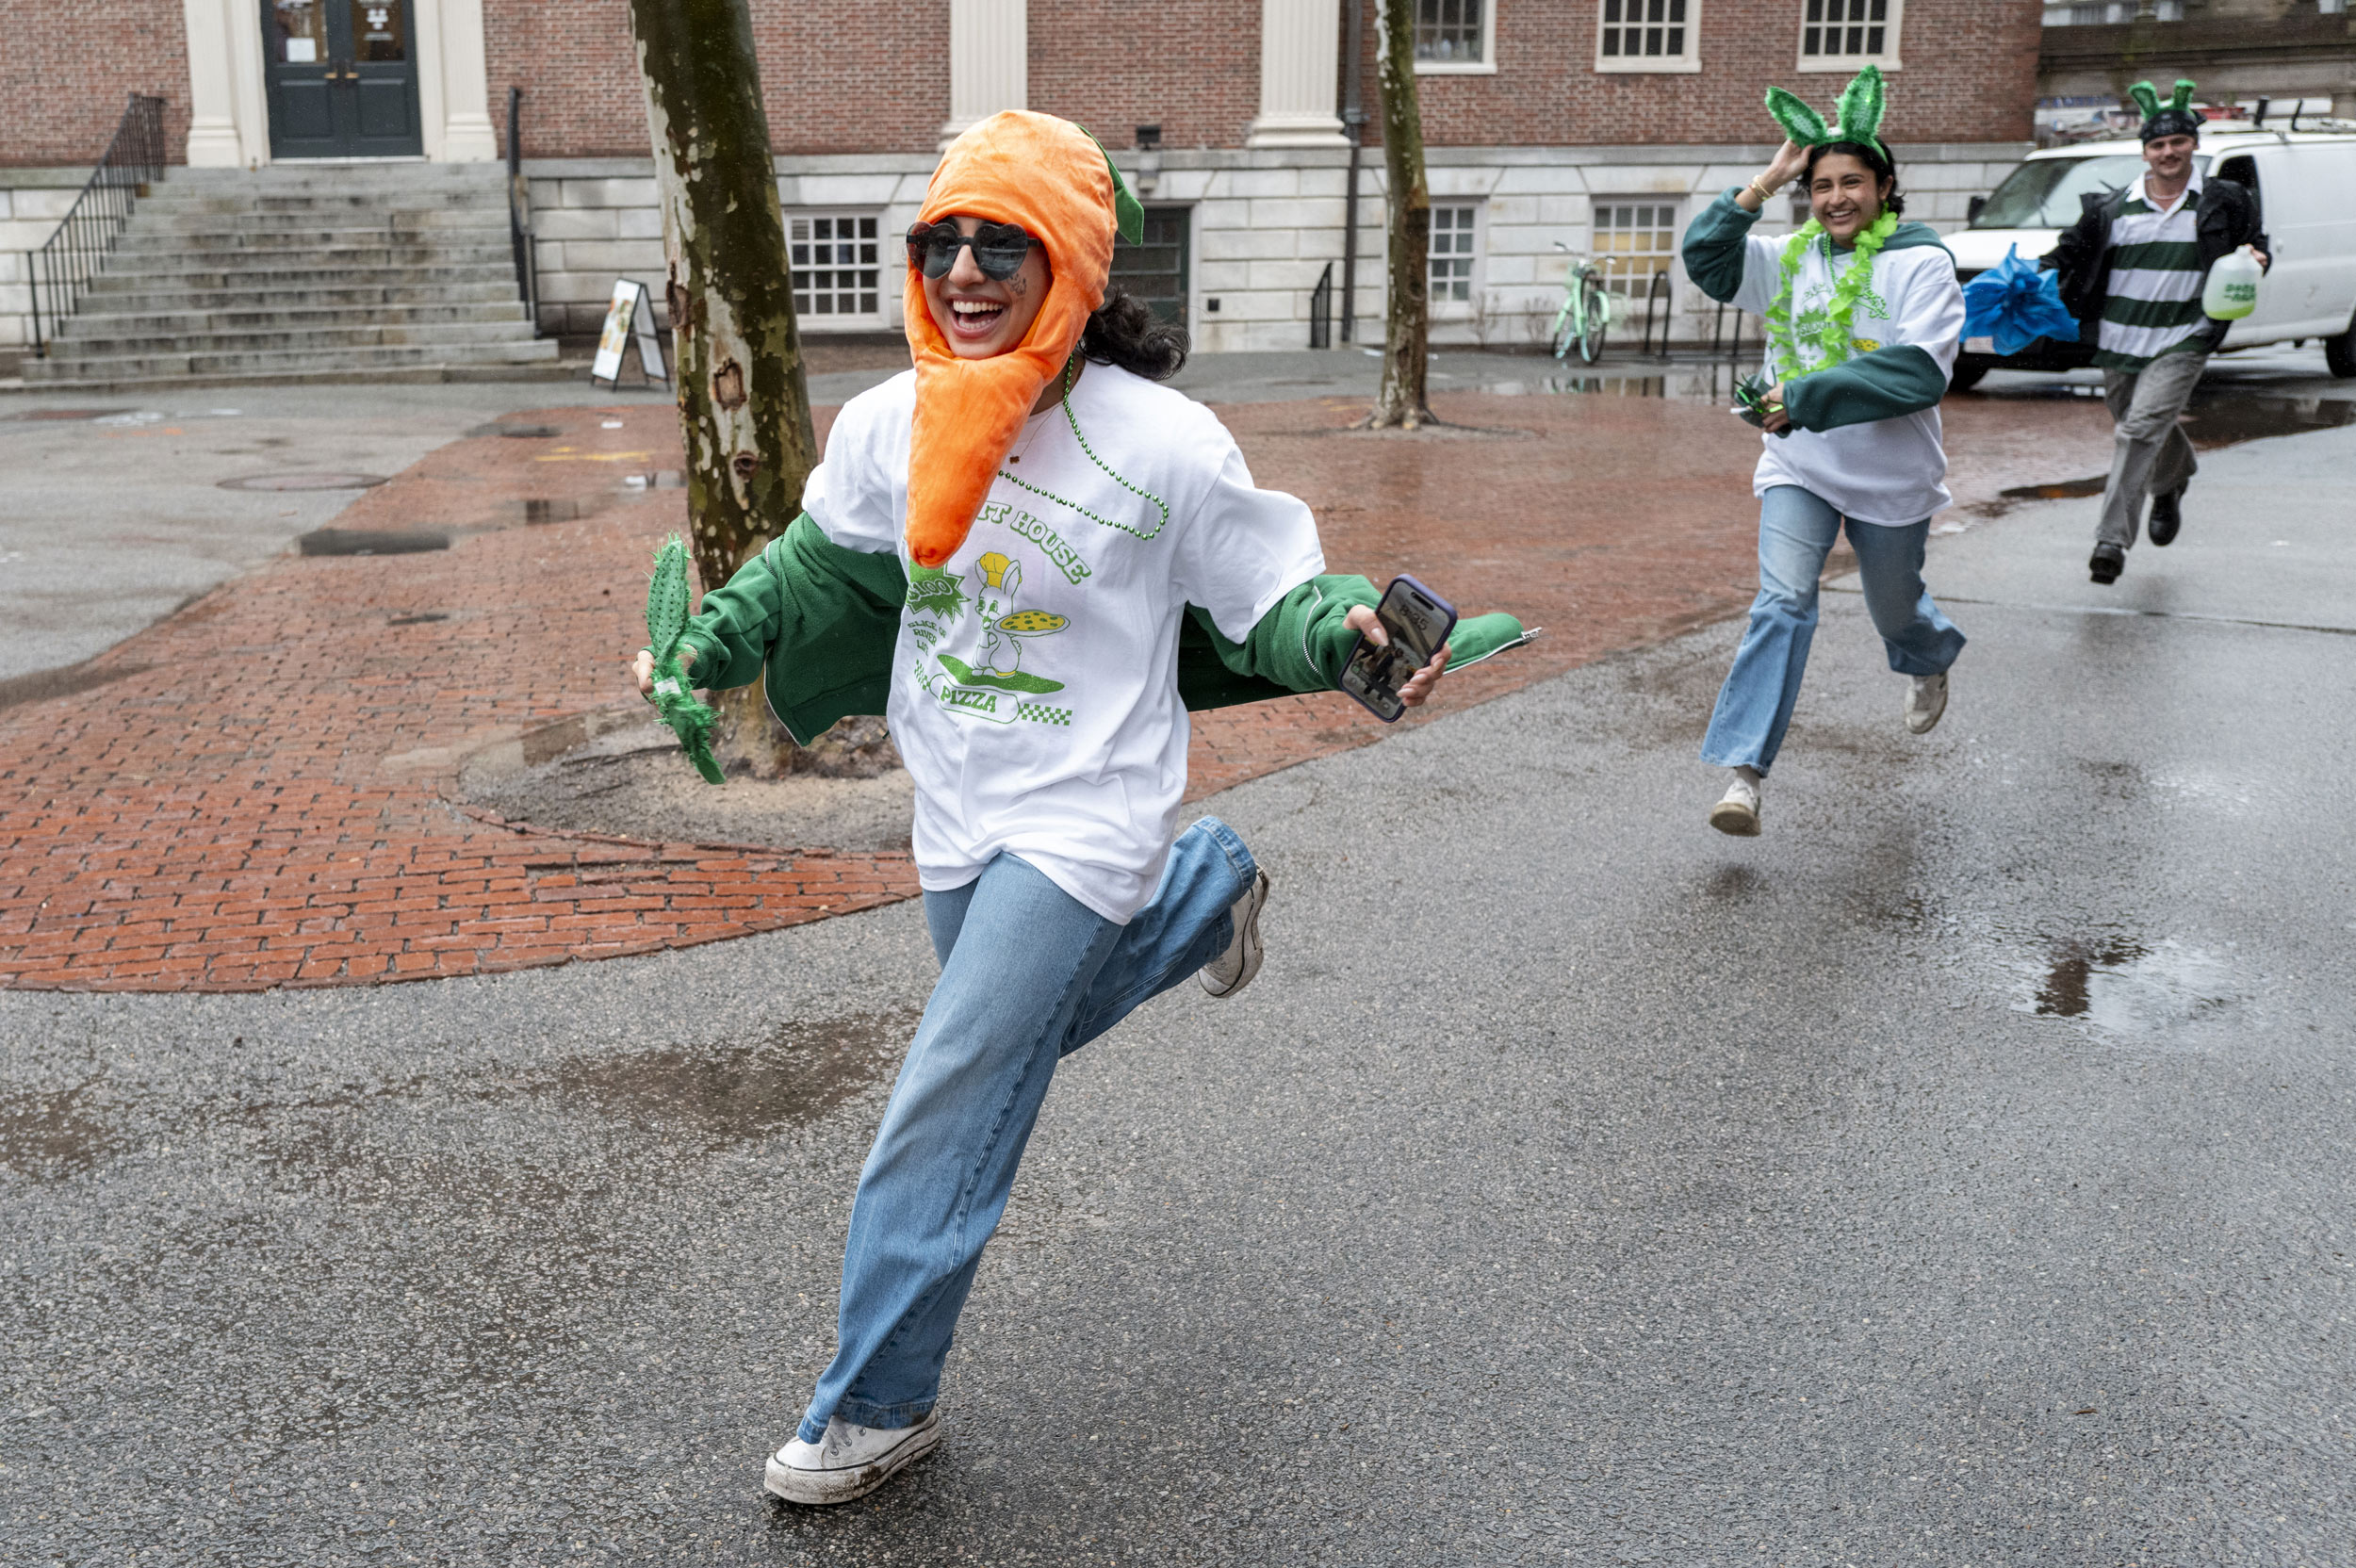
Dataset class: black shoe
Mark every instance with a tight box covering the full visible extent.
[2147,489,2183,547]
[2089,543,2124,584]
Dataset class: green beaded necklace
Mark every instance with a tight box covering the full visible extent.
[1764,209,1898,385]
[993,355,1171,544]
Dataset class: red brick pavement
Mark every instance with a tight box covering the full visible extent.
[0,386,2111,991]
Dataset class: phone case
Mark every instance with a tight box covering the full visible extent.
[1341,574,1459,723]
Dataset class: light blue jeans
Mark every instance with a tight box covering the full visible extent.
[1700,484,1965,776]
[796,815,1257,1442]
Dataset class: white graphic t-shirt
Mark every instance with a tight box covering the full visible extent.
[1724,236,1964,525]
[801,364,1326,923]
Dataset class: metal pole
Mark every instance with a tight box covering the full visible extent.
[1339,0,1365,344]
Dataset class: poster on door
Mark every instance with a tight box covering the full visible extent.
[591,279,669,388]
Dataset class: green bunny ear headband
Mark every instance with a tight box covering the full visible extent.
[2127,78,2197,120]
[1764,64,1888,159]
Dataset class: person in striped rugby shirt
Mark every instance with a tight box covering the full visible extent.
[2042,79,2268,584]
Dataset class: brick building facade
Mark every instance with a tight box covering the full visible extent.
[4,0,2042,358]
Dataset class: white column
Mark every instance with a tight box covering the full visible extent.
[434,0,499,161]
[1247,0,1347,149]
[941,0,1027,148]
[181,0,247,166]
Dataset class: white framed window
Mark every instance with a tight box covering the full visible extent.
[1796,0,1903,71]
[788,214,881,320]
[1428,204,1481,303]
[1414,0,1497,74]
[1596,0,1700,73]
[1591,201,1678,300]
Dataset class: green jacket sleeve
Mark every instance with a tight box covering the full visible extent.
[1177,575,1531,709]
[1681,189,1759,307]
[1781,344,1948,432]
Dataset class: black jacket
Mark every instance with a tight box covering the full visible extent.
[2041,177,2269,350]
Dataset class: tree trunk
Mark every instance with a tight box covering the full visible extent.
[1367,0,1433,430]
[626,0,823,773]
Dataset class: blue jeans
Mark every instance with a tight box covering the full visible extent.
[1700,484,1965,776]
[797,816,1257,1442]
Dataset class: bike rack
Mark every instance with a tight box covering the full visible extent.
[1711,299,1755,362]
[1639,269,1671,357]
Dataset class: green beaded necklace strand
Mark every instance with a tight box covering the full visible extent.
[1763,209,1898,385]
[993,355,1171,543]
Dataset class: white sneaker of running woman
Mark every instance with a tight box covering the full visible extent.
[1199,868,1271,998]
[763,1413,941,1506]
[1905,672,1948,735]
[1709,773,1762,837]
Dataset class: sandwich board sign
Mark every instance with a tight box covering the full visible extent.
[591,279,669,387]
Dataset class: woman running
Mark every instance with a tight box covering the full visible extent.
[633,110,1521,1505]
[1683,68,1967,836]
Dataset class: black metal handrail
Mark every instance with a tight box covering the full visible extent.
[1308,260,1333,351]
[505,85,540,336]
[25,93,167,359]
[1639,268,1671,356]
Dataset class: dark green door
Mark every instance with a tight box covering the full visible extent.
[1110,207,1191,326]
[263,0,425,158]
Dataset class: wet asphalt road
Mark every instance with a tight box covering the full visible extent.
[5,424,2355,1567]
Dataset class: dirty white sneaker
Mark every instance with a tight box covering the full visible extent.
[1905,672,1948,735]
[762,1413,941,1507]
[1199,868,1271,998]
[1709,771,1762,837]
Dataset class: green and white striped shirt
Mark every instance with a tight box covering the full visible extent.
[2097,171,2207,371]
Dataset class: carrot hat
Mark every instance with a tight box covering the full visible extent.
[902,110,1144,568]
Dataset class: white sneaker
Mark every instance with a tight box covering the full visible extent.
[1905,672,1948,735]
[1709,772,1762,837]
[1199,868,1271,998]
[762,1413,941,1506]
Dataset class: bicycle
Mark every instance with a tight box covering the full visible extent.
[1549,242,1612,365]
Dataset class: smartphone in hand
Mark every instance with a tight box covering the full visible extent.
[1340,575,1457,724]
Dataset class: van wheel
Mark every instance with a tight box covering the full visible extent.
[1948,360,1990,393]
[2326,326,2356,379]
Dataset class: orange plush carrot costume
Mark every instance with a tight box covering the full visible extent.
[901,110,1143,569]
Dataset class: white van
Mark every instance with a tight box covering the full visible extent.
[1946,125,2356,389]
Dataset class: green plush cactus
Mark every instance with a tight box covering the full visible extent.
[1765,64,1888,157]
[645,533,725,785]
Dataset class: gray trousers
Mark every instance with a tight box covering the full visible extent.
[2097,348,2207,549]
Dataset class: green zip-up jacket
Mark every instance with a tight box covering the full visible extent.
[1682,190,1955,432]
[674,514,1530,744]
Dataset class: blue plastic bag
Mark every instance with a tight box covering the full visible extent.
[1960,244,2080,357]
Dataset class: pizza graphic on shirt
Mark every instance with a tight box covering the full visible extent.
[909,549,1074,726]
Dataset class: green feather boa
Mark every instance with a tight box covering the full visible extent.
[1763,210,1898,386]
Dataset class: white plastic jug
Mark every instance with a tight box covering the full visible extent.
[2202,246,2262,320]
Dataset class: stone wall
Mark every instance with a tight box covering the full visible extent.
[0,172,93,375]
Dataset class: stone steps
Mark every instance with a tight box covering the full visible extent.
[29,338,560,384]
[25,164,560,389]
[54,300,527,337]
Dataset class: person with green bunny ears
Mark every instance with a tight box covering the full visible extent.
[1680,65,1968,837]
[2041,78,2268,583]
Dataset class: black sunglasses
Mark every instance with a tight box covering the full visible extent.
[906,220,1039,281]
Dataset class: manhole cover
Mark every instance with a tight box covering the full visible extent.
[298,528,449,556]
[219,472,389,492]
[467,422,564,438]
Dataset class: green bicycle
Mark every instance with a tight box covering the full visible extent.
[1549,241,1612,365]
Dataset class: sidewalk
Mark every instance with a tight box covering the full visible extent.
[0,386,2114,991]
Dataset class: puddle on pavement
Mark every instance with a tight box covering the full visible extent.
[387,612,449,626]
[0,1079,123,1181]
[2026,933,2238,1035]
[2001,476,2106,501]
[298,527,450,556]
[563,1007,920,1147]
[619,469,685,492]
[514,496,605,525]
[467,422,563,438]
